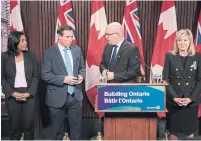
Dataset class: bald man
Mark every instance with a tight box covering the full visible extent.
[99,22,141,83]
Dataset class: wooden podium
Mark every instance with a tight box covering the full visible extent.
[96,82,168,140]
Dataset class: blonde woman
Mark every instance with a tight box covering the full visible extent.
[163,29,201,140]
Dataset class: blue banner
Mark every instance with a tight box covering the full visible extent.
[97,85,165,112]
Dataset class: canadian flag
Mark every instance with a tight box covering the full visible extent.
[54,0,77,44]
[85,0,107,117]
[122,0,145,76]
[194,9,201,117]
[151,1,177,118]
[10,0,24,32]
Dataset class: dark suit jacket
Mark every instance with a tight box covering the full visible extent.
[41,44,85,108]
[163,52,201,106]
[99,40,141,83]
[1,51,39,99]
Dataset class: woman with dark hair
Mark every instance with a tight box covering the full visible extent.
[1,31,39,140]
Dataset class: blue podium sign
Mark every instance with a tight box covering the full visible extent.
[96,84,166,112]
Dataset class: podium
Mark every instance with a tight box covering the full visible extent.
[96,82,168,140]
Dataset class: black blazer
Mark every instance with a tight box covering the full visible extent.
[163,52,201,106]
[99,40,141,83]
[41,45,85,108]
[1,51,39,99]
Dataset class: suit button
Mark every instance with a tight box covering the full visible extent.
[178,83,180,85]
[188,76,191,79]
[177,76,180,78]
[176,68,178,71]
[190,69,193,71]
[186,83,189,85]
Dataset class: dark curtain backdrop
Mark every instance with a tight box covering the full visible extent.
[19,0,201,137]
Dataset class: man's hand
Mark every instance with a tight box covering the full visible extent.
[107,71,114,81]
[77,75,84,84]
[64,76,78,85]
[102,69,108,76]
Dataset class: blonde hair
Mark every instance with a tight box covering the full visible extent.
[172,29,195,56]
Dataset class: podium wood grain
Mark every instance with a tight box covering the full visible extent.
[104,116,157,140]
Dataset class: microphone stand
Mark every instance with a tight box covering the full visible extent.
[92,72,107,140]
[95,71,108,140]
[91,117,103,140]
[135,56,154,83]
[96,117,103,140]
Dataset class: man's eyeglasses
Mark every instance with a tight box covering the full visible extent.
[105,32,118,37]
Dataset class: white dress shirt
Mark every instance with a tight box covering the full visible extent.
[14,60,27,88]
[58,43,74,72]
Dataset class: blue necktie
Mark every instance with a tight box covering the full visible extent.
[110,45,118,67]
[64,48,74,94]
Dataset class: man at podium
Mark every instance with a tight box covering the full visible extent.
[98,22,157,140]
[99,22,142,83]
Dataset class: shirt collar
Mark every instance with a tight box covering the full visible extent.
[58,43,70,52]
[116,38,124,48]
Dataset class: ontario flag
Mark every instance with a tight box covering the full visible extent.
[122,0,145,76]
[194,9,201,117]
[10,0,24,32]
[55,0,77,44]
[85,0,107,117]
[151,1,177,118]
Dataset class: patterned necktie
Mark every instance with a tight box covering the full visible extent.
[63,48,74,94]
[110,45,118,67]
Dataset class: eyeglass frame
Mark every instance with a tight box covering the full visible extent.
[105,32,118,37]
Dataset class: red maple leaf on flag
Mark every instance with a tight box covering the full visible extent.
[10,0,24,32]
[152,24,176,67]
[85,0,107,117]
[87,25,107,67]
[151,1,177,118]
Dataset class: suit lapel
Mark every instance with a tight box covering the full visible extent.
[185,55,194,71]
[107,46,114,69]
[69,46,76,72]
[173,55,187,81]
[23,52,28,79]
[10,54,16,69]
[9,54,16,74]
[110,40,127,70]
[55,45,67,73]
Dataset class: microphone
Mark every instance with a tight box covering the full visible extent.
[135,56,161,83]
[135,56,152,74]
